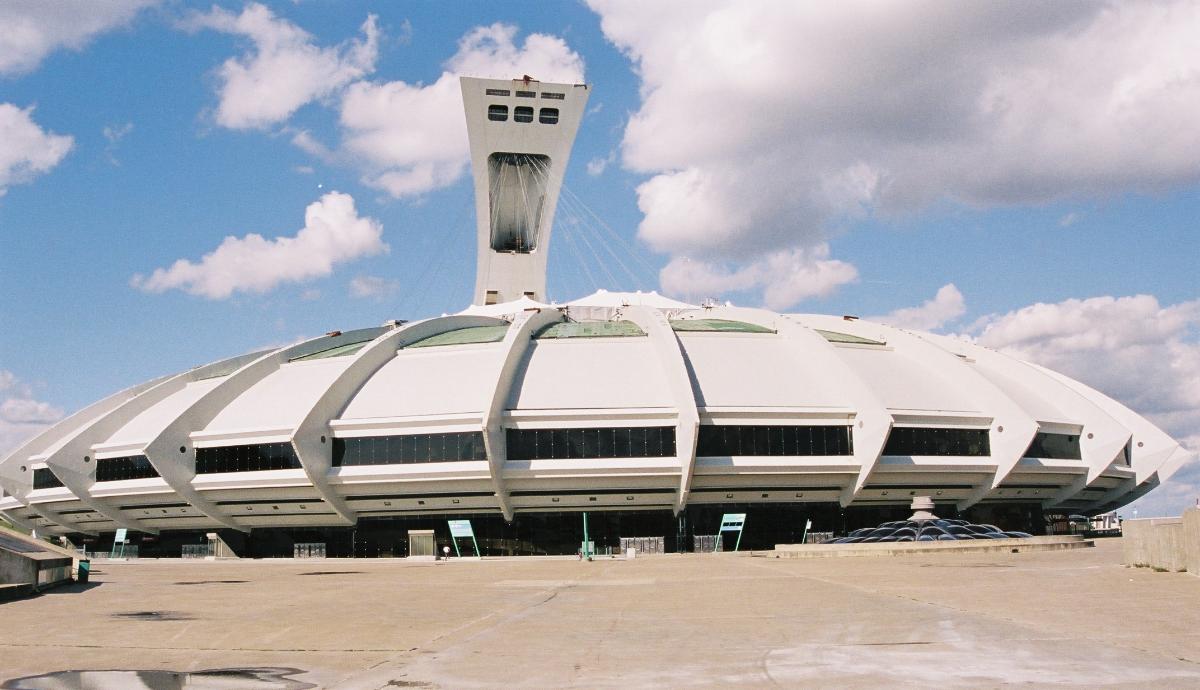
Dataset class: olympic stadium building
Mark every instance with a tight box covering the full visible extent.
[0,78,1191,557]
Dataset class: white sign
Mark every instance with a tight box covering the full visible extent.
[448,520,475,539]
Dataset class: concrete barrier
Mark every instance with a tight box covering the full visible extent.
[1185,508,1200,576]
[760,535,1091,559]
[1121,512,1199,574]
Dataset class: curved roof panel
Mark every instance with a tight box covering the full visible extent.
[679,333,850,410]
[508,338,671,410]
[202,359,355,437]
[98,378,225,451]
[339,348,500,420]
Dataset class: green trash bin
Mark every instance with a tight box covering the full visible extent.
[77,560,90,584]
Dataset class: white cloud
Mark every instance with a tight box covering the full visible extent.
[0,0,154,76]
[184,3,379,130]
[349,274,398,299]
[660,244,857,310]
[872,284,966,331]
[587,151,616,177]
[969,294,1200,517]
[1058,212,1080,228]
[587,1,1200,308]
[132,191,387,299]
[0,104,74,196]
[102,122,133,144]
[102,121,134,165]
[335,23,585,198]
[0,371,63,457]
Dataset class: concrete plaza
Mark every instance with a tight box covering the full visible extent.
[1,539,1198,689]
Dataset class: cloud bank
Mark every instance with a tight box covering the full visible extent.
[132,192,386,299]
[184,2,379,130]
[969,294,1200,516]
[0,0,154,76]
[588,0,1200,309]
[872,284,966,331]
[0,371,63,457]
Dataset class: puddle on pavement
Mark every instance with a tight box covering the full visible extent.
[1,668,314,690]
[918,563,1015,568]
[297,571,363,576]
[173,580,248,586]
[109,611,194,621]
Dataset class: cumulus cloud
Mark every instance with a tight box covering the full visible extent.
[0,0,154,76]
[132,191,386,299]
[349,274,399,299]
[660,244,857,310]
[335,23,585,198]
[588,0,1200,308]
[184,3,379,130]
[969,294,1200,517]
[0,371,63,457]
[0,104,74,196]
[872,284,966,331]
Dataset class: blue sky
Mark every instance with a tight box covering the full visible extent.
[1,1,1197,516]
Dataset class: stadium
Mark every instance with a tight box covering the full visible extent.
[0,77,1190,557]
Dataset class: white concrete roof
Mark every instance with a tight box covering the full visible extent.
[200,358,354,439]
[509,338,672,410]
[339,346,502,421]
[568,289,695,309]
[97,378,225,452]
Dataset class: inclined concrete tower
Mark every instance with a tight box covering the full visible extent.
[460,76,590,305]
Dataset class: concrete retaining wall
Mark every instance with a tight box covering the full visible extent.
[1121,510,1200,574]
[762,535,1091,559]
[1185,508,1200,575]
[1,546,37,587]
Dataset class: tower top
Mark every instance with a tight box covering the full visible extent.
[460,76,590,305]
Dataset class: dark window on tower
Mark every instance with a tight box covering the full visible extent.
[485,88,511,96]
[515,90,536,98]
[1023,432,1082,460]
[541,92,565,100]
[505,427,677,460]
[96,455,159,482]
[195,442,302,474]
[332,433,488,466]
[514,106,534,123]
[33,468,63,490]
[539,108,559,124]
[882,427,990,457]
[696,425,854,457]
[487,104,509,121]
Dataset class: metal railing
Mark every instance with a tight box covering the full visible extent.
[182,544,215,559]
[294,542,326,559]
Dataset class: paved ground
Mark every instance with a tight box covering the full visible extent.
[0,539,1198,689]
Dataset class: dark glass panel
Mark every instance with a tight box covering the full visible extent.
[195,443,301,474]
[33,468,64,490]
[695,425,853,457]
[96,455,159,482]
[1024,432,1082,460]
[503,427,677,460]
[882,427,990,457]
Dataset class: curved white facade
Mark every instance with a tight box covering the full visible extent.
[0,291,1189,538]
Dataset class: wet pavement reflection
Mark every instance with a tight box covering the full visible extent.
[2,668,314,690]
